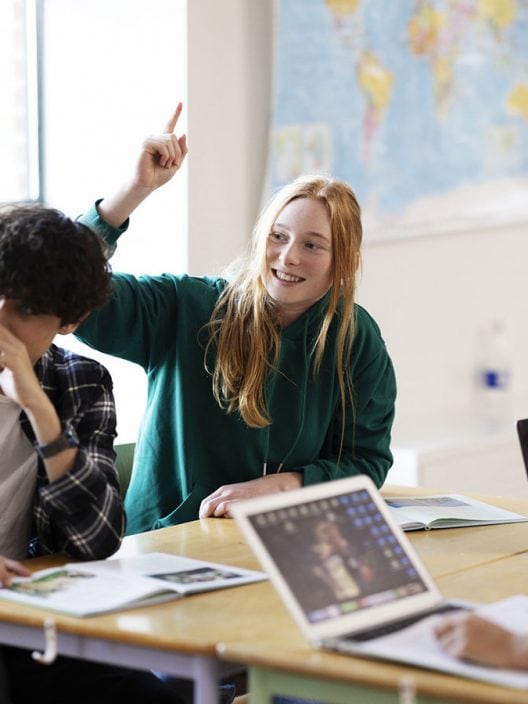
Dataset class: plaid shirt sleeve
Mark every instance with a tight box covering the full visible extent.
[25,346,126,560]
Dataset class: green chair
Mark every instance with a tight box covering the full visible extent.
[114,443,135,497]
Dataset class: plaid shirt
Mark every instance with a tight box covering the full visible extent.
[19,344,125,560]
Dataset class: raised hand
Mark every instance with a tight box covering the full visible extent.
[134,103,188,191]
[97,102,189,228]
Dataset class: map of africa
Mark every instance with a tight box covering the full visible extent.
[269,0,528,240]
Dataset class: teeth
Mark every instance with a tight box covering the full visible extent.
[276,270,303,283]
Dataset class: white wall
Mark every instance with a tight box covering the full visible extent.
[186,0,272,275]
[43,1,528,461]
[185,2,528,447]
[359,222,528,425]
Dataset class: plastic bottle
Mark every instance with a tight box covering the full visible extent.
[477,321,512,426]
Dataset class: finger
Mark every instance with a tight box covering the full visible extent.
[144,138,177,168]
[5,558,31,577]
[164,102,183,134]
[213,500,231,517]
[0,559,30,587]
[166,134,187,169]
[178,134,188,160]
[199,498,216,519]
[0,323,18,344]
[433,621,453,637]
[434,613,465,636]
[168,134,188,169]
[147,133,184,169]
[442,632,466,658]
[160,136,179,168]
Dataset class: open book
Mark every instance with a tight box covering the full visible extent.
[385,494,528,531]
[0,552,267,618]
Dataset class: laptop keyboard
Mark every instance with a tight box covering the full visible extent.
[343,603,467,642]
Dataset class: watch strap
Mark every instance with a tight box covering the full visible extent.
[35,430,77,459]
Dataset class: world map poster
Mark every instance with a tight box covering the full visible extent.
[269,0,528,241]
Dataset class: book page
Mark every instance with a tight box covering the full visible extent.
[0,552,267,617]
[385,495,528,529]
[69,552,267,595]
[2,566,176,617]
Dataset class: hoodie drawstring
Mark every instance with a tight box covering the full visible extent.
[263,316,311,475]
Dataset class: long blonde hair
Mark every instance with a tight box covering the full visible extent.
[205,175,362,432]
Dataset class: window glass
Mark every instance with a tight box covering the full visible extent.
[0,0,40,204]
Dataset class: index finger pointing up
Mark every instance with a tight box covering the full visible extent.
[164,102,183,133]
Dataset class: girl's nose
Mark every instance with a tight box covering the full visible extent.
[281,242,301,266]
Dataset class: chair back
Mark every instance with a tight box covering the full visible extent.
[115,443,135,497]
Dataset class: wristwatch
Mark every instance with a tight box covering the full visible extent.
[35,429,78,459]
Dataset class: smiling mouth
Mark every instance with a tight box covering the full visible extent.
[273,269,305,283]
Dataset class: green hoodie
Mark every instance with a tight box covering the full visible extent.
[78,204,396,535]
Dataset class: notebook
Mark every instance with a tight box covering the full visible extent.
[517,418,528,478]
[231,475,528,689]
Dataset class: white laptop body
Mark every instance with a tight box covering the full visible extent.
[231,476,528,689]
[232,475,457,652]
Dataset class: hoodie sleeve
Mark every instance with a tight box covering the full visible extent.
[301,309,396,489]
[78,200,129,252]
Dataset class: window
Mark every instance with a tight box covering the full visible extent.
[0,0,40,204]
[2,0,188,443]
[41,0,187,443]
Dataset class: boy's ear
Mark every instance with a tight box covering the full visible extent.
[57,321,80,336]
[57,311,90,336]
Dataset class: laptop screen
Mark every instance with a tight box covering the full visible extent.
[517,419,528,478]
[246,486,428,626]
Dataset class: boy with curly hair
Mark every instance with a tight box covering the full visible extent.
[0,205,185,703]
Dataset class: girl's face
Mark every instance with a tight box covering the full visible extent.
[264,198,333,327]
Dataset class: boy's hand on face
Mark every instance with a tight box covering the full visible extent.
[0,323,44,410]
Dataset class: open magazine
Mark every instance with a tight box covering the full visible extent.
[0,552,267,618]
[385,494,528,531]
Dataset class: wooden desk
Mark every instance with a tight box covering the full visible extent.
[217,490,528,704]
[0,489,527,704]
[0,518,262,704]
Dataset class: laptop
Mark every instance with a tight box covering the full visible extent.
[517,419,528,478]
[231,475,528,689]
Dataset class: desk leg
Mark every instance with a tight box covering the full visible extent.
[192,656,222,704]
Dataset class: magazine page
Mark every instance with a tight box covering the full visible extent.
[69,552,268,595]
[0,552,267,618]
[1,565,178,617]
[385,495,528,530]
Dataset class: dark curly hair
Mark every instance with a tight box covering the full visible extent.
[0,204,112,324]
